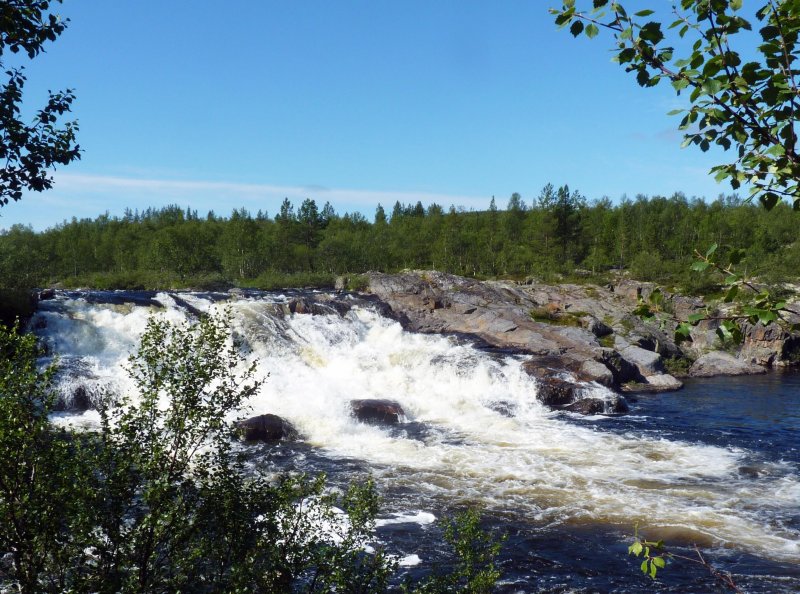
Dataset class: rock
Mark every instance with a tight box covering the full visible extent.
[535,376,580,407]
[335,276,347,291]
[583,316,613,338]
[620,345,664,376]
[53,385,95,412]
[350,399,405,425]
[599,349,641,385]
[579,359,615,387]
[237,414,299,443]
[623,373,683,393]
[689,351,766,377]
[562,396,629,415]
[740,321,800,366]
[70,386,94,411]
[38,288,56,300]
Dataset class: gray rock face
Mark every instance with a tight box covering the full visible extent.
[690,351,767,377]
[363,271,740,391]
[740,322,800,366]
[620,345,664,376]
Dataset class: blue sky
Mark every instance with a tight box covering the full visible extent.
[3,1,731,230]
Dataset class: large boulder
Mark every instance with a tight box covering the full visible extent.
[689,351,766,377]
[620,345,664,376]
[237,414,299,443]
[350,399,405,425]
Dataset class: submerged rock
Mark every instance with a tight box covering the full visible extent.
[562,396,629,415]
[350,399,405,425]
[237,414,299,443]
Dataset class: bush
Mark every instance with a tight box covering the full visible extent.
[0,315,502,593]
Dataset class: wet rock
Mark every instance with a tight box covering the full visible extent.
[236,414,299,443]
[689,351,766,377]
[350,399,405,425]
[562,396,629,415]
[38,288,56,300]
[535,376,580,407]
[53,385,95,412]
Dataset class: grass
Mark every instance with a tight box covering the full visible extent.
[530,306,587,327]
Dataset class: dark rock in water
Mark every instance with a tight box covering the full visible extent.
[350,399,405,425]
[38,288,56,301]
[487,400,517,417]
[237,414,299,443]
[562,396,629,415]
[535,376,580,407]
[53,385,95,412]
[70,386,94,412]
[738,465,761,479]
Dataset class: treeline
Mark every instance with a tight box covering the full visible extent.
[2,184,799,290]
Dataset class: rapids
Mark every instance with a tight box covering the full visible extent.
[33,290,800,591]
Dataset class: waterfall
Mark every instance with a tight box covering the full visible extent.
[33,290,800,565]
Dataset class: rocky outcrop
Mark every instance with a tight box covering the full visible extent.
[237,414,299,443]
[740,321,800,367]
[365,271,684,393]
[689,351,767,377]
[350,399,405,425]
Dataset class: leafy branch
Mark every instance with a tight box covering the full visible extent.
[628,525,741,592]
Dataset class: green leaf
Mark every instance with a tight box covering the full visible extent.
[705,243,718,258]
[729,249,746,265]
[759,192,780,210]
[585,23,599,38]
[641,559,649,575]
[570,20,584,37]
[629,541,643,556]
[687,313,705,325]
[691,261,710,272]
[724,285,739,303]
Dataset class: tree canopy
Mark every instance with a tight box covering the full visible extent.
[552,0,800,210]
[0,0,80,206]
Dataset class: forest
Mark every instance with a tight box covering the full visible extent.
[2,184,798,293]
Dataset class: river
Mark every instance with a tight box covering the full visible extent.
[35,290,800,593]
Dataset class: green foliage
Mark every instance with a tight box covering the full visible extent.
[627,525,740,591]
[404,510,504,594]
[346,274,370,292]
[0,0,81,206]
[552,0,800,208]
[0,315,503,593]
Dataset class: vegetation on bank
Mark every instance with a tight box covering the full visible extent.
[2,189,800,293]
[0,316,503,594]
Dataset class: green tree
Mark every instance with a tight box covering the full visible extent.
[552,0,800,209]
[0,0,81,206]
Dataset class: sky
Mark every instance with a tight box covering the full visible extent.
[2,0,734,231]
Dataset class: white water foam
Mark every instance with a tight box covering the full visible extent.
[35,292,800,563]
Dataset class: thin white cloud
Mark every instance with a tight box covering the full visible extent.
[0,172,493,230]
[52,172,491,210]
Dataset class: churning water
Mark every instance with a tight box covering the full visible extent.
[34,291,800,592]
